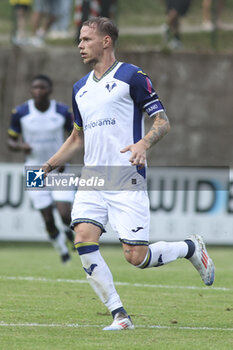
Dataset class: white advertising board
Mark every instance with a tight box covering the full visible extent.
[0,163,232,244]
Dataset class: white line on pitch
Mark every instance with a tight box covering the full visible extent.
[0,275,231,292]
[0,322,233,332]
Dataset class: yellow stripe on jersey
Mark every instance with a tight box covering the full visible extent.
[10,0,32,5]
[137,70,147,76]
[8,128,19,137]
[74,122,83,131]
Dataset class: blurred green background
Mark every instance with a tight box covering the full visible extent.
[0,0,233,51]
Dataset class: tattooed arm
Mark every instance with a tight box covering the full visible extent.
[120,111,170,167]
[142,111,170,149]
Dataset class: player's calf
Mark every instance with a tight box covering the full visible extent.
[126,241,194,269]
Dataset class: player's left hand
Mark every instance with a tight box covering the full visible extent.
[120,140,147,169]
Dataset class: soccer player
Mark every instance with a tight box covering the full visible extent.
[42,17,215,330]
[163,0,192,49]
[9,0,32,46]
[7,75,75,263]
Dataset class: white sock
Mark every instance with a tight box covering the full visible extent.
[76,242,123,312]
[50,231,69,255]
[137,241,188,268]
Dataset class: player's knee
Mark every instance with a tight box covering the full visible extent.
[74,228,89,243]
[126,255,145,266]
[74,226,100,257]
[74,223,101,243]
[123,246,148,266]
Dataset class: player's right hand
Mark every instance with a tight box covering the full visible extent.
[20,143,32,154]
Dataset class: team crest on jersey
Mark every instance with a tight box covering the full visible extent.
[105,81,117,92]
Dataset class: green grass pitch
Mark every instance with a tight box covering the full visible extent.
[0,243,232,350]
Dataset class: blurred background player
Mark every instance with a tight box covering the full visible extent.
[30,0,57,47]
[9,0,32,46]
[163,0,192,49]
[48,0,73,39]
[202,0,225,31]
[7,75,75,264]
[74,0,118,40]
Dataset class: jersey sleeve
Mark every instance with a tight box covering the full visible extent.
[64,107,74,132]
[72,88,83,130]
[8,108,22,137]
[130,69,165,117]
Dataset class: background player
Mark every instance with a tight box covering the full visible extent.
[8,75,75,263]
[163,0,192,49]
[42,17,215,330]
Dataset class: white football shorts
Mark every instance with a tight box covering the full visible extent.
[71,190,150,245]
[27,190,75,210]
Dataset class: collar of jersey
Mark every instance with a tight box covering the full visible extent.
[93,60,118,82]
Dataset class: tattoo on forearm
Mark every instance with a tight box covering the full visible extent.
[143,111,170,149]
